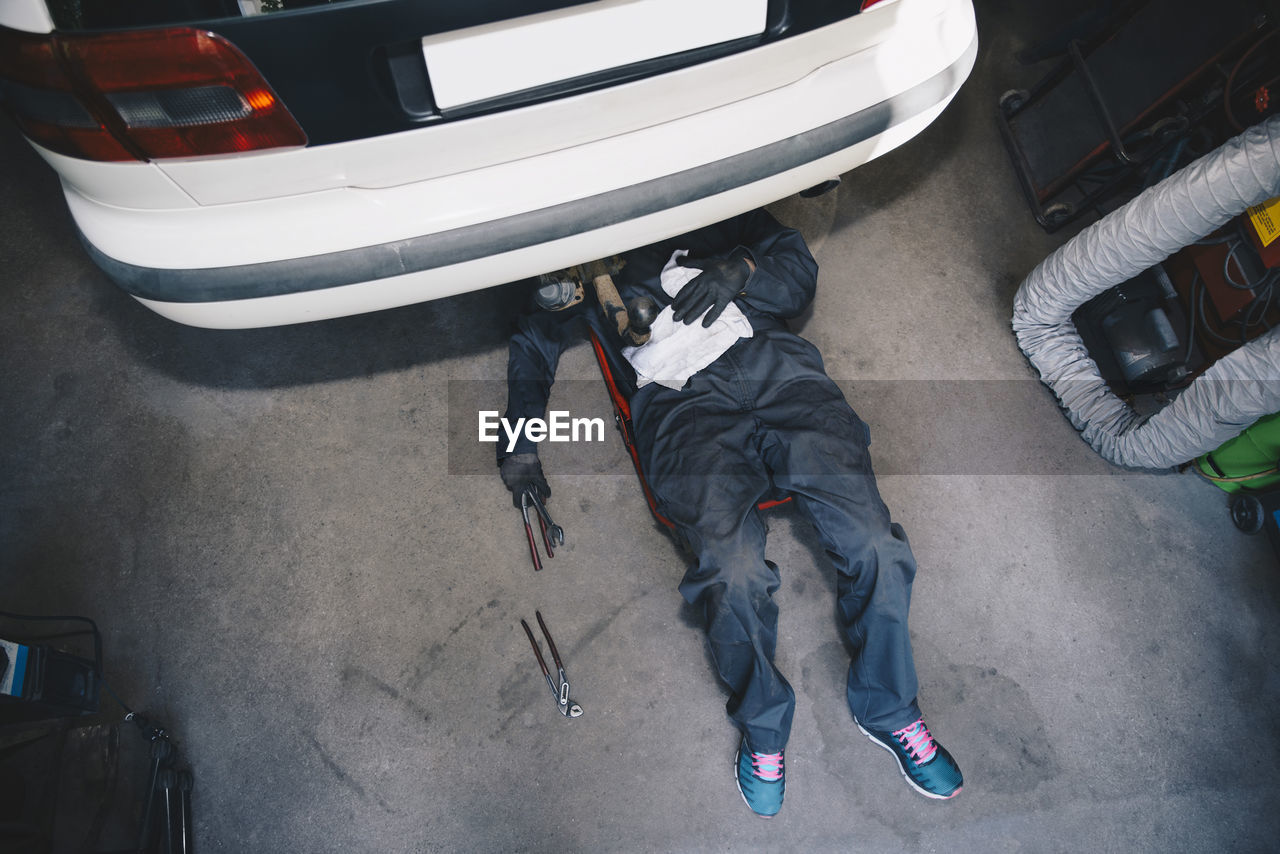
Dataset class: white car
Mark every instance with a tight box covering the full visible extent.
[0,0,977,328]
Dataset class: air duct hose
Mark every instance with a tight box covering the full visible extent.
[1012,116,1280,470]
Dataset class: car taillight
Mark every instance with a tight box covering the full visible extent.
[860,0,901,9]
[0,26,306,162]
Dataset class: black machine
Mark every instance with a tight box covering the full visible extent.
[1075,208,1280,398]
[1072,265,1197,395]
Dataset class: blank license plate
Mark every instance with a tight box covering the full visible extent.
[422,0,769,110]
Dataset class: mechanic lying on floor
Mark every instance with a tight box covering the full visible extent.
[498,208,962,818]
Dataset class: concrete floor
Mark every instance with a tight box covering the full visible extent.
[3,2,1279,851]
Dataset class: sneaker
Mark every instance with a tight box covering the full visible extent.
[855,717,963,800]
[734,736,785,818]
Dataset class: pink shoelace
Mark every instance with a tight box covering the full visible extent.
[750,750,784,782]
[893,719,938,765]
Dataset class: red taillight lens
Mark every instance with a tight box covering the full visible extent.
[860,0,900,9]
[0,28,136,160]
[0,26,306,162]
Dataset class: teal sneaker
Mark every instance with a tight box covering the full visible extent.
[735,737,785,818]
[855,717,963,800]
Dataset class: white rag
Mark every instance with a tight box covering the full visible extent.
[621,249,753,390]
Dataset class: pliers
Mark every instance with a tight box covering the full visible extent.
[520,487,565,572]
[520,611,583,718]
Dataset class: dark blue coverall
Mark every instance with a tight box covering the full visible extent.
[502,210,923,754]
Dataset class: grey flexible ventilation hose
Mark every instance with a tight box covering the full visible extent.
[1012,116,1280,470]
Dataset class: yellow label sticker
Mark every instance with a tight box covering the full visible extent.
[1247,197,1280,248]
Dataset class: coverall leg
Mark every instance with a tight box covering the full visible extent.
[633,353,795,754]
[751,346,924,734]
[632,331,923,751]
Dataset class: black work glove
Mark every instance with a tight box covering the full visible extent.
[671,255,752,327]
[500,453,550,509]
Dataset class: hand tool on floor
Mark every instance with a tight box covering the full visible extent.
[520,611,583,719]
[526,489,565,549]
[520,487,564,571]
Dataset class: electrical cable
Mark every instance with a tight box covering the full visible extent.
[1191,221,1279,346]
[1197,283,1251,347]
[1183,215,1280,364]
[1242,278,1276,335]
[101,680,136,716]
[1194,270,1277,349]
[1222,240,1255,289]
[1136,132,1193,192]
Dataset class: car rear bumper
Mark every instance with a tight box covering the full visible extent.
[61,0,977,328]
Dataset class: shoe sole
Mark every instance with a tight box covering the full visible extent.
[734,745,780,819]
[855,722,962,801]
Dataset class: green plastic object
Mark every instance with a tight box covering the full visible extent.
[1196,411,1280,494]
